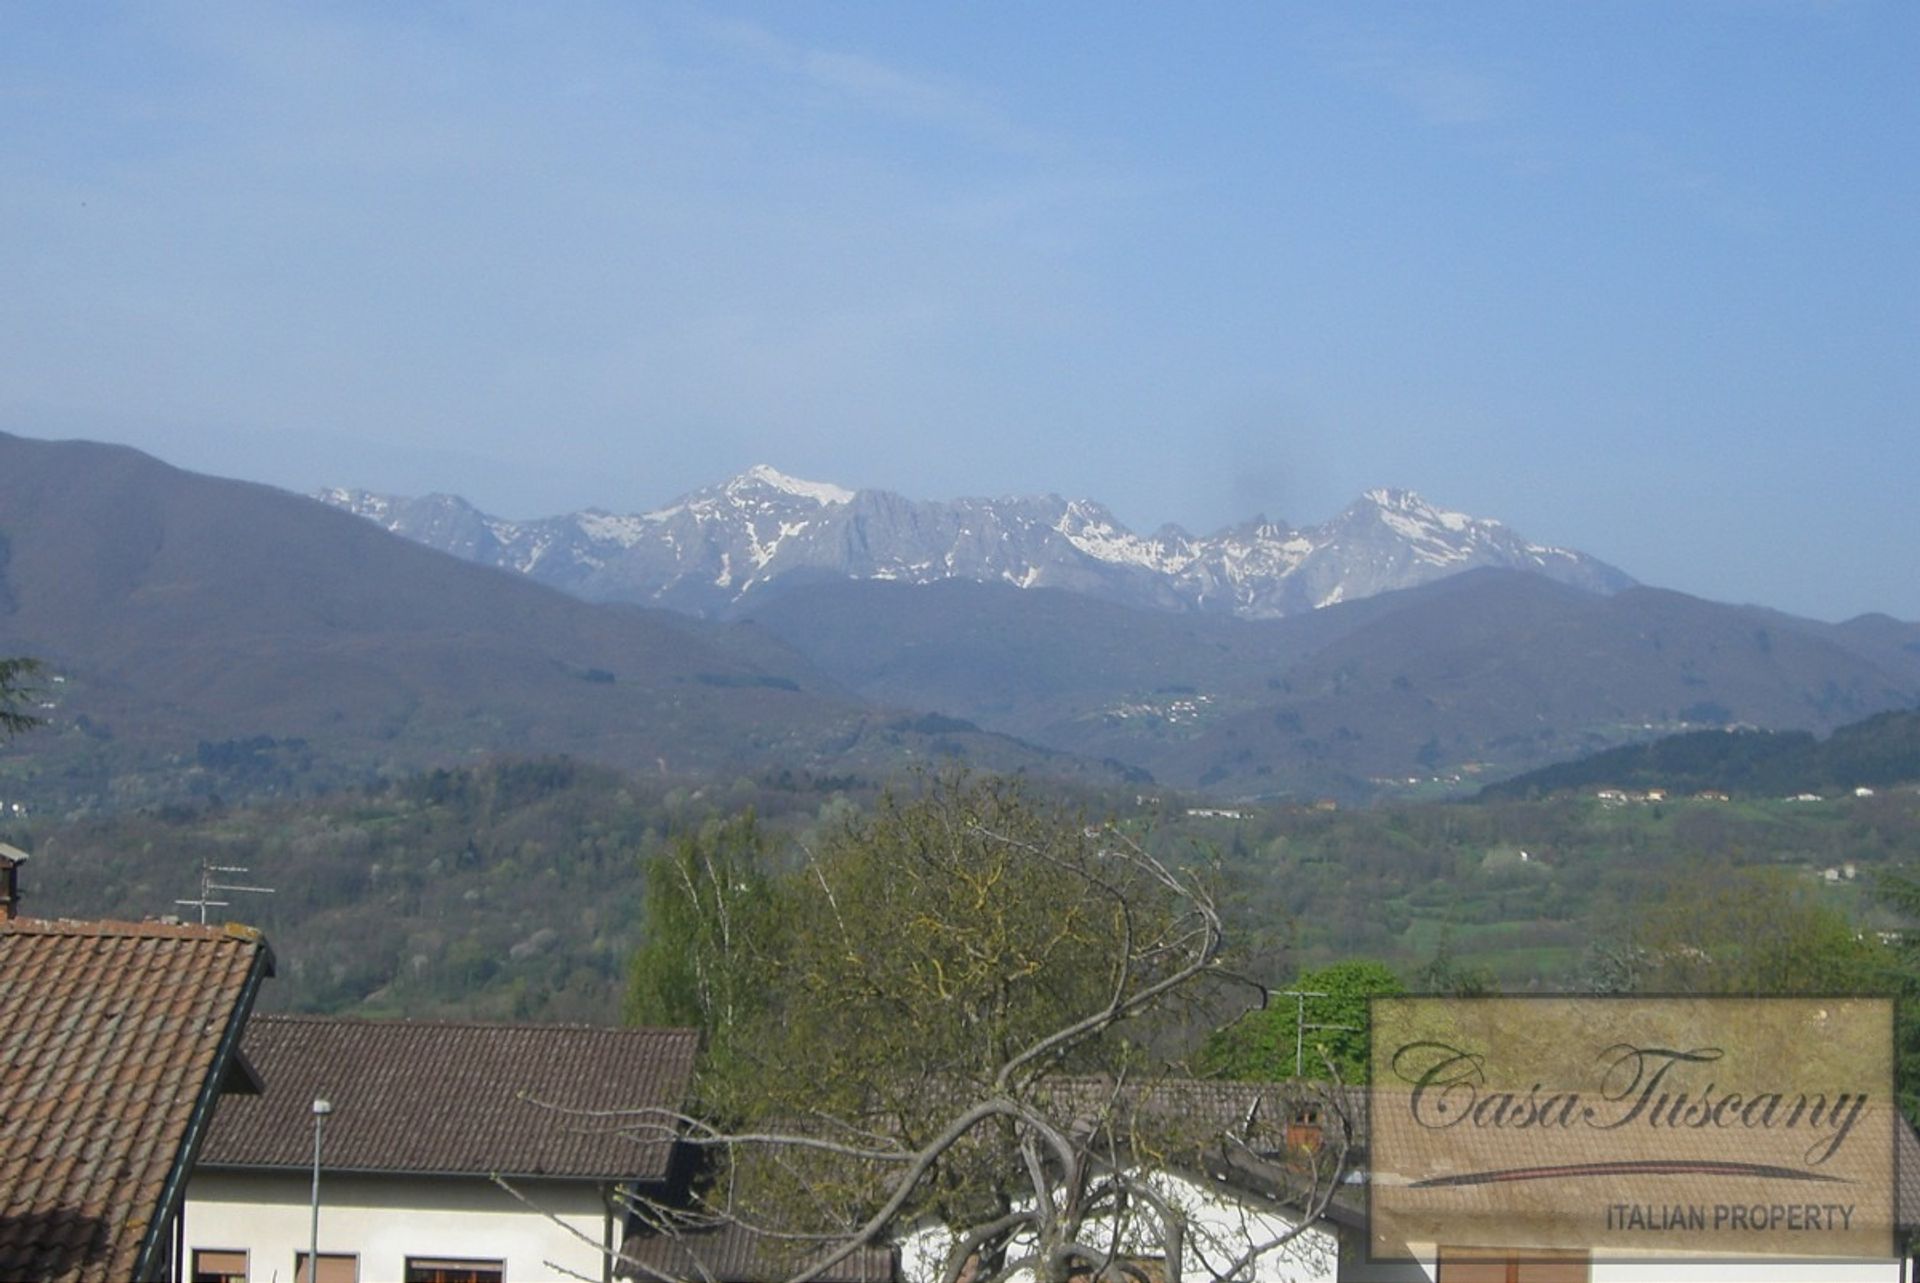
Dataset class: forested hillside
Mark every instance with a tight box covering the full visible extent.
[11,757,1918,1023]
[1484,707,1920,800]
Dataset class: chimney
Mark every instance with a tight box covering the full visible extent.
[0,842,27,922]
[1286,1102,1324,1153]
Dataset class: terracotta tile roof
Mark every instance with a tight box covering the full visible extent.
[617,1224,897,1283]
[1045,1077,1366,1224]
[1033,1077,1364,1152]
[0,917,273,1283]
[200,1015,699,1181]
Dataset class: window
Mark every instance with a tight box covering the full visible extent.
[192,1248,247,1283]
[405,1258,506,1283]
[294,1252,359,1283]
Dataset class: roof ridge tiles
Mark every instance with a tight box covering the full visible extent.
[249,1011,698,1036]
[0,916,260,942]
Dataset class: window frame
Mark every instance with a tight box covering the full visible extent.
[190,1247,248,1283]
[404,1256,507,1283]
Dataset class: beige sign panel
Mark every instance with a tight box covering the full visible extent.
[1368,996,1895,1264]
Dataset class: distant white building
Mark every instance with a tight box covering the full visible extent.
[895,1167,1342,1283]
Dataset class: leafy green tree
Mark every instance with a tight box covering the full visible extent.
[1870,869,1920,1124]
[624,811,777,1074]
[1198,958,1405,1083]
[611,775,1348,1283]
[0,657,42,738]
[1628,865,1887,994]
[1412,928,1498,997]
[1591,864,1907,1128]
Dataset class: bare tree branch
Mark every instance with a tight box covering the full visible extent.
[577,779,1353,1283]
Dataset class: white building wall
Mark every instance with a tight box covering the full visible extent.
[1151,1171,1339,1283]
[184,1168,615,1283]
[896,1170,1340,1283]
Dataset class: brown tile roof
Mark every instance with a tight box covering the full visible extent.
[617,1224,897,1283]
[1048,1077,1366,1224]
[0,917,273,1283]
[1033,1077,1364,1152]
[200,1015,699,1181]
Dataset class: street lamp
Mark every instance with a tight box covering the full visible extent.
[308,1098,332,1283]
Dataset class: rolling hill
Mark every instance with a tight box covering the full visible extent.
[0,433,1104,810]
[1481,707,1920,800]
[745,570,1920,799]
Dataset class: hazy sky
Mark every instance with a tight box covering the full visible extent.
[3,3,1915,620]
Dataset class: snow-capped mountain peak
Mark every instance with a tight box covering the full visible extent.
[730,464,854,507]
[319,473,1633,619]
[1355,487,1484,537]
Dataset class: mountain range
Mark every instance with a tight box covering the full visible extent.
[2,432,1916,811]
[312,467,1920,798]
[318,467,1635,619]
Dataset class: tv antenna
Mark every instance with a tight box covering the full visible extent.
[176,860,275,925]
[1280,988,1361,1079]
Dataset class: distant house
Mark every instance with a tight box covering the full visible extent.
[0,843,26,917]
[0,916,274,1283]
[185,1017,699,1283]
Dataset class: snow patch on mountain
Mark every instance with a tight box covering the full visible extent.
[574,511,652,547]
[740,464,853,506]
[1056,501,1192,573]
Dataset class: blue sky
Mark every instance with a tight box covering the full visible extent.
[3,3,1915,620]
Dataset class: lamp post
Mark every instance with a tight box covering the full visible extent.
[309,1098,332,1283]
